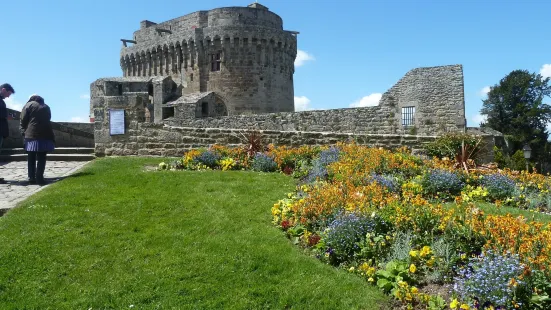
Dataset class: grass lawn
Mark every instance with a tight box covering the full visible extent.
[475,202,551,223]
[0,158,388,309]
[442,201,551,224]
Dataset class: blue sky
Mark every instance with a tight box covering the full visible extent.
[2,0,550,129]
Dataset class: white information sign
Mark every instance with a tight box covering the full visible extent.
[109,109,125,135]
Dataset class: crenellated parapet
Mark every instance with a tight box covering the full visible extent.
[120,33,297,78]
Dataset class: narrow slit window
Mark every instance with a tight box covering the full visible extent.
[401,106,415,126]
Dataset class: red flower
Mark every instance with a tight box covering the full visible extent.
[281,220,291,230]
[283,166,294,175]
[308,234,321,246]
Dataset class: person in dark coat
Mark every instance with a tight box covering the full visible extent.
[0,83,16,184]
[20,95,55,185]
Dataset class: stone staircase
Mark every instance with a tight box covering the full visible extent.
[0,147,95,162]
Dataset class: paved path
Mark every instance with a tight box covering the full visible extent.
[0,161,91,212]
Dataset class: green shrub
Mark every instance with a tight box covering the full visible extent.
[493,146,511,168]
[425,133,483,162]
[511,150,527,171]
[421,169,465,199]
[251,153,278,172]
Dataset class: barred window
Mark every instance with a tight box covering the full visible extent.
[401,106,415,126]
[210,52,221,71]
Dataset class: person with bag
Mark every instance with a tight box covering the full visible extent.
[0,83,16,184]
[20,95,55,185]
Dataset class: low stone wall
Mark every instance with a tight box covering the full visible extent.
[57,122,94,134]
[165,105,396,134]
[3,120,94,148]
[94,123,492,158]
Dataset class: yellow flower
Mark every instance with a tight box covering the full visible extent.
[410,286,418,294]
[420,246,431,257]
[409,250,419,258]
[426,258,435,267]
[368,277,374,282]
[409,264,417,273]
[450,298,459,309]
[460,304,470,310]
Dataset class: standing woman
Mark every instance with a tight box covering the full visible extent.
[20,95,55,185]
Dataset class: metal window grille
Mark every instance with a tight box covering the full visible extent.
[401,106,415,126]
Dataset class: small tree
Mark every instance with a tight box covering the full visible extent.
[480,70,551,167]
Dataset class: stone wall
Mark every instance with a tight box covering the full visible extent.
[165,65,465,136]
[57,122,94,134]
[4,120,94,148]
[91,64,475,158]
[94,123,497,161]
[95,122,437,157]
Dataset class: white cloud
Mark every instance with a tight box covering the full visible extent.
[540,64,551,79]
[80,94,90,99]
[4,96,24,111]
[349,93,382,108]
[70,116,85,122]
[479,86,491,97]
[294,50,315,67]
[294,96,311,111]
[471,114,488,126]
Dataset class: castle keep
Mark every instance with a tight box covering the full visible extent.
[90,3,491,159]
[117,2,296,117]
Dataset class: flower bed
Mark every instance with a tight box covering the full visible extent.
[159,143,551,310]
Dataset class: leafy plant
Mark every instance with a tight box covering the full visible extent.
[291,159,311,179]
[453,250,527,309]
[421,169,465,199]
[480,173,517,201]
[424,133,484,167]
[251,153,278,172]
[302,147,341,183]
[511,149,528,172]
[196,150,221,168]
[369,173,401,193]
[375,260,414,293]
[493,146,511,169]
[386,231,414,262]
[237,130,265,158]
[323,212,376,263]
[427,295,447,310]
[529,269,551,310]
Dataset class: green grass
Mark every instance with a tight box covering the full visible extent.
[474,202,551,224]
[0,158,388,309]
[440,201,551,224]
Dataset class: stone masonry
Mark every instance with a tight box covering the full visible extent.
[90,3,491,160]
[116,2,297,116]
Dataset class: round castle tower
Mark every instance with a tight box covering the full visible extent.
[120,2,297,115]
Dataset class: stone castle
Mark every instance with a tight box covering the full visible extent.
[115,2,296,118]
[90,3,497,159]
